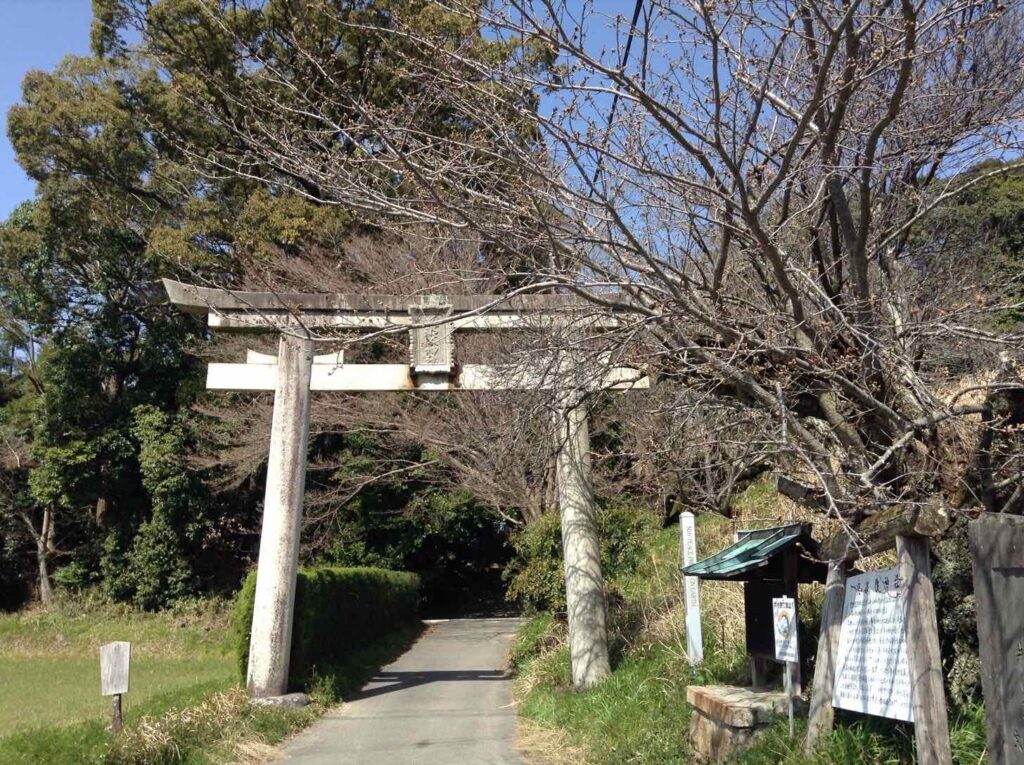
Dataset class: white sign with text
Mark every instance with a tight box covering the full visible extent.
[680,512,703,664]
[832,568,914,722]
[773,596,799,663]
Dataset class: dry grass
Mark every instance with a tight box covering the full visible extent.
[516,719,589,765]
[111,689,250,763]
[108,688,319,765]
[229,739,282,765]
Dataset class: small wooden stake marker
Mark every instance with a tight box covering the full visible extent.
[100,641,131,733]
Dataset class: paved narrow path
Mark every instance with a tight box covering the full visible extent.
[280,617,526,764]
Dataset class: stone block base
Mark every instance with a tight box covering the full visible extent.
[250,692,310,708]
[686,685,804,762]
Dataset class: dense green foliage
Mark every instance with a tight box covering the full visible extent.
[505,506,660,612]
[232,565,421,692]
[0,0,531,613]
[320,488,513,615]
[913,161,1024,328]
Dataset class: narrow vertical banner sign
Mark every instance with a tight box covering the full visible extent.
[680,512,703,664]
[773,596,799,663]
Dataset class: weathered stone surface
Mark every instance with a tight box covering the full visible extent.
[163,278,602,315]
[687,685,806,762]
[250,692,310,708]
[690,709,758,763]
[409,296,454,375]
[687,685,802,727]
[555,400,610,689]
[246,333,314,698]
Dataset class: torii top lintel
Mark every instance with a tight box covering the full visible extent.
[162,279,647,392]
[162,278,620,332]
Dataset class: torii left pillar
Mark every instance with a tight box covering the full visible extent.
[246,333,314,698]
[554,395,611,688]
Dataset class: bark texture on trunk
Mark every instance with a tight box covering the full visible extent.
[35,506,54,605]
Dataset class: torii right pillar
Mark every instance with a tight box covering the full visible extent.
[554,395,611,688]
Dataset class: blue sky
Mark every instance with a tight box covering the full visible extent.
[0,0,93,219]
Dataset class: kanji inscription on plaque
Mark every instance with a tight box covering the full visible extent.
[832,567,914,722]
[409,295,453,373]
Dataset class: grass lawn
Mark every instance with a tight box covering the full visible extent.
[0,588,424,764]
[0,654,235,735]
[0,595,235,738]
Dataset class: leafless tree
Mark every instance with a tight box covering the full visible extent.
[184,231,630,545]
[130,0,1024,536]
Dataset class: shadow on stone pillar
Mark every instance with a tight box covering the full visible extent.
[554,397,611,689]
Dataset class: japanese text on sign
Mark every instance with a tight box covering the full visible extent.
[832,568,914,722]
[773,596,799,663]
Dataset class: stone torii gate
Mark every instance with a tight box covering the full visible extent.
[162,279,647,696]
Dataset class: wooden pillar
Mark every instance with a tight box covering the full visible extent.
[968,514,1024,765]
[554,397,611,689]
[783,550,802,695]
[246,333,314,698]
[805,559,846,752]
[750,655,770,689]
[897,535,952,765]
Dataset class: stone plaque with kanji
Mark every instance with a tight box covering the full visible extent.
[409,296,453,373]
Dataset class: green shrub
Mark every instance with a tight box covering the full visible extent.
[122,515,195,611]
[232,565,420,691]
[50,561,93,591]
[505,506,659,612]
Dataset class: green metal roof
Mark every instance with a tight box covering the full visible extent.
[680,523,809,580]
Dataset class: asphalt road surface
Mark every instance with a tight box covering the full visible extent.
[280,617,526,764]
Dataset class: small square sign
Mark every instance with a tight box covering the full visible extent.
[100,641,131,696]
[772,597,799,663]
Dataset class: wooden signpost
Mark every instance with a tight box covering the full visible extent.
[100,641,130,733]
[680,512,703,665]
[804,501,952,765]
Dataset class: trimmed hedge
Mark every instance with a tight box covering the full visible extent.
[232,566,421,691]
